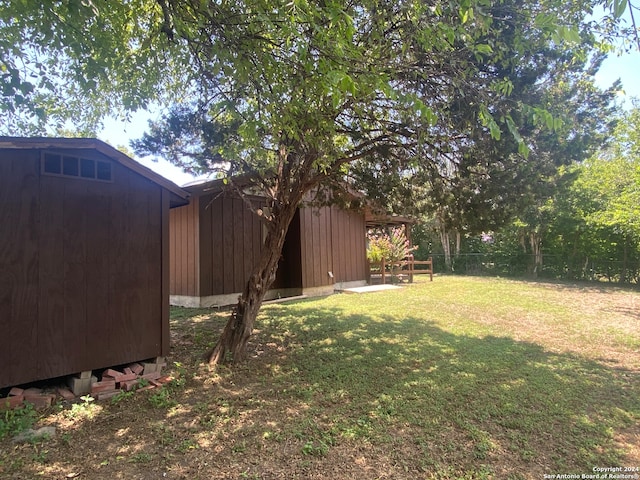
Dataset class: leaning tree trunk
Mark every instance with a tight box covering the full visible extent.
[206,201,299,364]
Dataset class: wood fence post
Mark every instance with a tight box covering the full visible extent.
[381,258,386,285]
[429,256,433,282]
[408,254,414,283]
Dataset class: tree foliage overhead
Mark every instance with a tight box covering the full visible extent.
[0,0,185,133]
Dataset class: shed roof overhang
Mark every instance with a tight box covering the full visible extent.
[364,206,415,228]
[0,136,190,208]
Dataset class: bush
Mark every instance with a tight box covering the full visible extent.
[367,227,416,264]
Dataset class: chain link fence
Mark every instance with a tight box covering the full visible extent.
[425,253,640,285]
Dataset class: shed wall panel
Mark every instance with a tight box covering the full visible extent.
[37,175,67,380]
[222,197,235,293]
[330,206,367,283]
[232,198,245,292]
[0,148,171,388]
[169,199,199,296]
[209,195,224,295]
[199,195,213,296]
[0,152,40,387]
[299,206,334,289]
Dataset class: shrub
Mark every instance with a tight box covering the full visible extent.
[367,227,416,264]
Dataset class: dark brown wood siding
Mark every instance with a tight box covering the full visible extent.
[169,196,199,296]
[330,206,367,283]
[0,148,169,388]
[169,189,366,300]
[197,194,268,296]
[299,206,334,288]
[0,150,40,388]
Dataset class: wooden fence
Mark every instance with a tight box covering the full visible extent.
[367,255,433,284]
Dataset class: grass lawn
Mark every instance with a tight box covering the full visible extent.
[1,276,639,479]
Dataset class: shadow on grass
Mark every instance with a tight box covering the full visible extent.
[256,302,639,476]
[3,301,638,480]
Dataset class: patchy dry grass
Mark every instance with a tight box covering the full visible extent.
[1,276,638,479]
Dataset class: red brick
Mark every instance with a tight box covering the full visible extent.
[23,387,42,395]
[121,379,139,392]
[128,363,144,375]
[102,368,121,380]
[8,387,24,397]
[91,380,116,394]
[95,390,121,401]
[57,388,76,401]
[156,376,174,385]
[115,372,138,383]
[136,385,156,392]
[0,395,24,410]
[124,367,134,375]
[24,394,54,410]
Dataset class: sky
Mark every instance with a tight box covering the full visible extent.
[97,24,640,188]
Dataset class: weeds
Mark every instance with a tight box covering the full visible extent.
[0,403,36,440]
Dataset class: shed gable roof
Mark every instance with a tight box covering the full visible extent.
[0,136,190,207]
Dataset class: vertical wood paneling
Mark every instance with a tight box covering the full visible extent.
[297,206,339,289]
[222,197,235,293]
[252,200,263,273]
[168,188,367,304]
[199,195,212,296]
[329,207,366,283]
[160,189,171,355]
[169,208,177,293]
[0,148,173,389]
[55,179,89,374]
[189,198,200,296]
[0,152,39,387]
[317,208,327,285]
[301,207,313,288]
[243,199,254,284]
[232,198,245,292]
[169,199,199,296]
[330,206,342,281]
[37,174,66,379]
[210,195,223,295]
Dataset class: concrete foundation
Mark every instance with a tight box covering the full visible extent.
[171,281,367,308]
[68,373,98,396]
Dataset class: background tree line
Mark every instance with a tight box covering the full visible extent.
[409,104,640,283]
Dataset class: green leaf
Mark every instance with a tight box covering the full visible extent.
[475,44,493,55]
[613,0,628,18]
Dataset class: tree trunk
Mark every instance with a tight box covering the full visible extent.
[206,201,299,364]
[439,226,452,271]
[529,232,543,278]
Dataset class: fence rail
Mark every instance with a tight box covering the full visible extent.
[367,255,433,284]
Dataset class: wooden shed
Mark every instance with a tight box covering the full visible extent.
[170,180,367,307]
[0,137,189,389]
